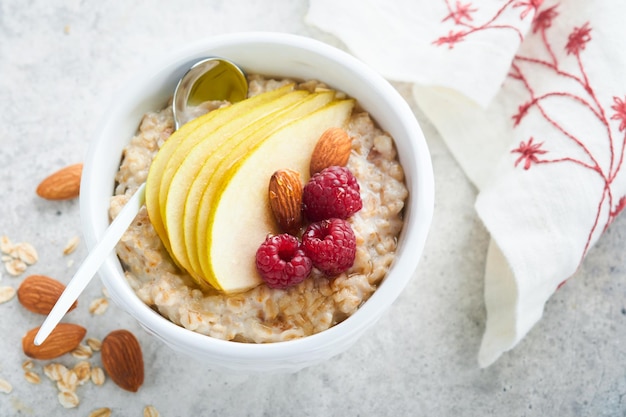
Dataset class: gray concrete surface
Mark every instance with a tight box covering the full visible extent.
[0,1,624,416]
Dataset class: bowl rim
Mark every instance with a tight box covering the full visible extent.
[81,31,434,361]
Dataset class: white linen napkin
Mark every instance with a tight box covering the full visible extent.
[307,0,626,366]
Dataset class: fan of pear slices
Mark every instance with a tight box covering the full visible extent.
[145,84,355,293]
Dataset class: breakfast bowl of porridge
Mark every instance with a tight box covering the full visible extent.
[81,32,434,373]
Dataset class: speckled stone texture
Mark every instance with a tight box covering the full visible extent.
[0,1,624,416]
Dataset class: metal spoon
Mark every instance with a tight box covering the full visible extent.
[34,57,248,346]
[173,57,248,129]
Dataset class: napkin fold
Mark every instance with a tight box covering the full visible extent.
[307,0,626,366]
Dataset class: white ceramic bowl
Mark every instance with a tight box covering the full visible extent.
[81,32,434,373]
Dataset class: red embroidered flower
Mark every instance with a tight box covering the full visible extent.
[512,101,532,126]
[565,22,592,56]
[513,0,543,20]
[432,30,465,49]
[531,5,559,33]
[443,1,477,24]
[610,96,626,132]
[511,137,547,170]
[610,196,626,220]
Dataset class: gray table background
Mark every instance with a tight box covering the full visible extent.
[1,1,624,416]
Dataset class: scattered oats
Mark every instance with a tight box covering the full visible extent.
[1,238,37,275]
[89,297,109,315]
[0,236,13,254]
[57,369,78,393]
[14,242,38,265]
[73,361,91,385]
[86,337,102,352]
[67,259,75,268]
[101,286,110,298]
[0,377,12,394]
[22,359,34,371]
[44,363,69,382]
[5,258,27,276]
[89,408,112,417]
[58,390,79,408]
[63,236,80,255]
[71,343,93,360]
[0,286,15,303]
[24,371,41,385]
[90,367,105,386]
[144,405,160,417]
[63,24,71,35]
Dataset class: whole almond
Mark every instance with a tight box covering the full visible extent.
[22,323,87,360]
[309,127,352,176]
[36,163,83,200]
[268,169,303,235]
[17,274,77,315]
[101,329,144,392]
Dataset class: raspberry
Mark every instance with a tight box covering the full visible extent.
[255,234,312,289]
[302,218,356,276]
[302,166,362,221]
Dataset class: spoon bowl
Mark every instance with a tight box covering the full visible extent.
[173,57,248,129]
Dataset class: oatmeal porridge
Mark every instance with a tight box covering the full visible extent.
[109,75,408,343]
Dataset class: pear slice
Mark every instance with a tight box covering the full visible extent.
[181,90,336,276]
[146,84,294,247]
[203,98,355,293]
[145,107,220,248]
[191,92,338,286]
[163,90,315,276]
[158,84,296,230]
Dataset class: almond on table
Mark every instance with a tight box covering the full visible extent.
[36,163,83,200]
[101,329,144,392]
[17,274,77,315]
[22,323,87,360]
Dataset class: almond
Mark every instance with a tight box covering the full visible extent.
[36,163,83,200]
[268,169,303,235]
[101,329,144,392]
[17,274,77,315]
[22,323,87,360]
[309,127,352,176]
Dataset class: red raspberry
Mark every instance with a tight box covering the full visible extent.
[302,218,356,276]
[302,166,362,221]
[255,234,312,289]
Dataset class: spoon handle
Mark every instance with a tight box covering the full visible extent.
[34,183,146,346]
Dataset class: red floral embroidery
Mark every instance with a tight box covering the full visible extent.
[432,0,537,48]
[433,30,467,49]
[512,101,532,126]
[511,137,547,169]
[433,0,626,276]
[443,1,477,24]
[531,4,558,33]
[611,96,626,132]
[514,0,544,19]
[610,196,626,220]
[565,22,592,56]
[508,3,626,262]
